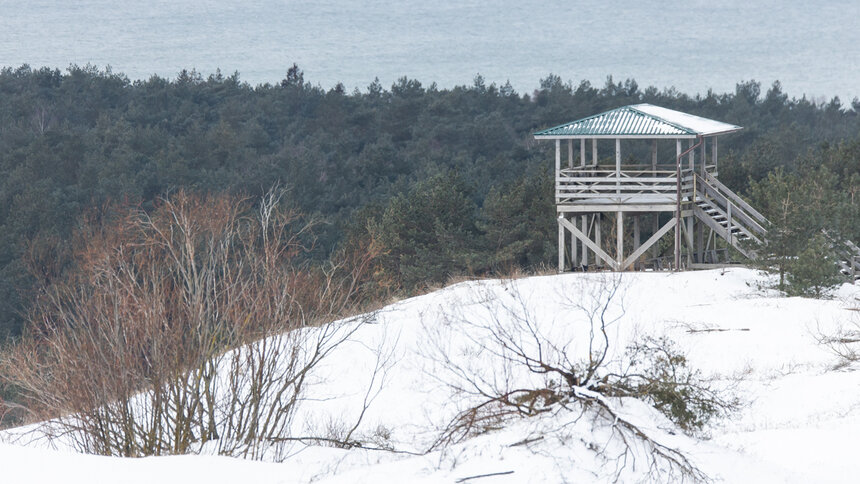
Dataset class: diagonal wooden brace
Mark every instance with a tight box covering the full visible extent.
[558,216,618,270]
[620,217,677,270]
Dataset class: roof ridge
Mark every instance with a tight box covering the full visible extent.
[535,105,634,135]
[627,104,696,135]
[534,104,690,137]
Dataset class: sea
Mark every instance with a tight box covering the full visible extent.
[0,0,858,102]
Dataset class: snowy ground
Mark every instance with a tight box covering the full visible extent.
[3,268,860,483]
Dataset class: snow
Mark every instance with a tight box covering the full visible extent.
[632,104,742,136]
[3,268,860,483]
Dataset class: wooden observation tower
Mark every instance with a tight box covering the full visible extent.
[534,104,768,272]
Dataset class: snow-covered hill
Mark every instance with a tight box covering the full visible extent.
[3,268,860,483]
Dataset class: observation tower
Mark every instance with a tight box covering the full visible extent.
[534,104,767,271]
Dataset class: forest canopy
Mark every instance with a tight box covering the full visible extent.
[0,64,858,339]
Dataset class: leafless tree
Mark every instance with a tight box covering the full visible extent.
[0,188,385,459]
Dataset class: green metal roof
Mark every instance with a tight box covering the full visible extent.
[534,104,742,138]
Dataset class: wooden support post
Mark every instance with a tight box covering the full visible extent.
[652,213,660,260]
[581,140,587,267]
[570,214,577,269]
[684,140,696,264]
[633,215,640,268]
[651,139,657,173]
[687,140,694,261]
[696,215,704,263]
[711,136,718,176]
[594,137,601,270]
[615,138,622,269]
[681,215,694,266]
[697,138,705,262]
[580,139,585,166]
[568,139,574,169]
[581,215,588,267]
[688,138,694,172]
[615,138,621,195]
[688,215,694,262]
[558,217,565,272]
[617,211,624,270]
[651,141,659,262]
[727,201,734,246]
[674,139,682,270]
[555,139,561,175]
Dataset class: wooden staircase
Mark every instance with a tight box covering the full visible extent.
[691,172,767,260]
[691,174,859,283]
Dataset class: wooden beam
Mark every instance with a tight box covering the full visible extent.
[556,204,680,213]
[596,214,602,267]
[535,134,698,140]
[559,216,617,270]
[621,217,677,270]
[570,214,577,268]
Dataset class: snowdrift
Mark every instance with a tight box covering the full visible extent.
[3,268,860,483]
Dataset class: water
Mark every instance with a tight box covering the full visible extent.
[0,0,857,101]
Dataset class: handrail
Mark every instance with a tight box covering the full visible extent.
[695,177,767,236]
[694,198,762,244]
[561,164,682,172]
[558,168,677,175]
[702,172,767,224]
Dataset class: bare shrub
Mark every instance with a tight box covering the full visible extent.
[0,188,381,459]
[424,275,735,481]
[816,303,860,369]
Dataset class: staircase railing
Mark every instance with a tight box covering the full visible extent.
[702,172,768,226]
[692,172,768,259]
[694,173,767,238]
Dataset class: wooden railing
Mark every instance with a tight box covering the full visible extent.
[556,166,693,205]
